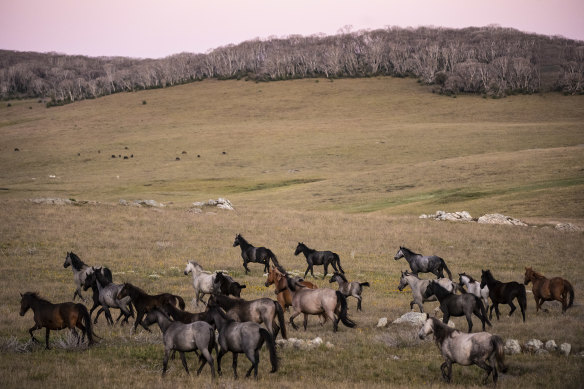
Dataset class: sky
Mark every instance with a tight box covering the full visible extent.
[1,0,583,59]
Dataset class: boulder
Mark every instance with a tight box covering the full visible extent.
[559,343,571,356]
[544,340,558,352]
[477,213,527,226]
[30,198,73,205]
[535,349,549,356]
[504,339,522,355]
[524,339,543,353]
[392,312,427,326]
[377,317,388,328]
[192,198,234,211]
[419,210,473,222]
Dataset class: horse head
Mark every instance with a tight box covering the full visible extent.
[233,234,242,247]
[265,266,278,287]
[63,252,72,268]
[82,268,97,291]
[418,313,432,339]
[397,271,409,291]
[394,247,405,260]
[524,267,534,285]
[294,242,304,256]
[480,269,491,289]
[19,292,31,316]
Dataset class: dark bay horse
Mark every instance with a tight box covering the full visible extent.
[294,242,344,279]
[418,316,507,385]
[117,283,186,333]
[394,246,452,279]
[208,294,287,340]
[480,269,526,322]
[19,292,95,349]
[207,305,278,379]
[524,267,574,313]
[233,234,280,274]
[423,281,491,332]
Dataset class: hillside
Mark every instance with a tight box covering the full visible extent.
[1,77,583,220]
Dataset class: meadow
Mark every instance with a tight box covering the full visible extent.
[0,77,583,388]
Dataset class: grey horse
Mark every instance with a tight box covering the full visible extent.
[394,246,452,279]
[419,316,507,385]
[329,272,370,311]
[82,267,133,325]
[143,309,216,377]
[207,305,278,379]
[397,270,459,313]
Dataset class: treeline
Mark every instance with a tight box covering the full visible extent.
[1,26,583,104]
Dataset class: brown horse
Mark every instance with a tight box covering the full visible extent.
[19,292,95,349]
[265,266,318,310]
[524,267,574,313]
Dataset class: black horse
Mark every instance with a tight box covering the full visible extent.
[480,269,527,322]
[394,246,452,279]
[294,242,344,279]
[233,234,280,274]
[423,281,491,333]
[213,272,246,298]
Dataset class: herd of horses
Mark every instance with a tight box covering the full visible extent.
[18,236,576,385]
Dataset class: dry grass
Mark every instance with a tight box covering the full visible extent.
[0,77,583,388]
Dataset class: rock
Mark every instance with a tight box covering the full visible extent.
[119,199,164,208]
[505,339,522,355]
[555,223,582,232]
[377,317,388,328]
[325,341,334,349]
[477,213,527,226]
[525,339,544,353]
[311,337,323,346]
[29,198,72,205]
[535,349,549,356]
[559,343,571,356]
[419,210,473,222]
[392,312,427,326]
[545,340,557,352]
[192,198,234,211]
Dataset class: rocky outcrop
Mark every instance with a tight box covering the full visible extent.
[420,210,528,226]
[477,213,527,226]
[419,210,473,222]
[192,198,234,211]
[119,199,165,208]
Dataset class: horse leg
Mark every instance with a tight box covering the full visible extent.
[442,312,450,326]
[94,308,104,324]
[162,349,171,376]
[216,348,228,377]
[303,314,309,330]
[356,295,363,311]
[28,324,41,344]
[103,307,114,326]
[465,312,473,333]
[245,349,259,378]
[179,351,190,375]
[507,301,517,317]
[323,263,329,279]
[474,358,494,385]
[197,348,215,378]
[243,260,250,274]
[272,321,280,339]
[493,304,501,320]
[440,359,452,382]
[44,328,51,350]
[232,353,239,379]
[289,309,301,330]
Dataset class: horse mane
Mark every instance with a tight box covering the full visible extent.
[527,268,546,279]
[297,242,315,253]
[460,272,476,283]
[400,246,418,256]
[68,252,86,270]
[403,270,419,279]
[213,294,241,308]
[430,317,457,345]
[334,272,348,282]
[23,291,50,304]
[236,234,250,246]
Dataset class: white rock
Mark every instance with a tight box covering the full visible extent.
[505,339,522,355]
[545,340,557,352]
[311,337,323,346]
[525,339,544,353]
[392,312,427,326]
[559,343,571,356]
[477,213,527,226]
[377,317,389,328]
[325,341,334,349]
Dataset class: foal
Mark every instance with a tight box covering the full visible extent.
[329,272,370,311]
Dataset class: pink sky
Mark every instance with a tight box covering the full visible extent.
[2,0,583,59]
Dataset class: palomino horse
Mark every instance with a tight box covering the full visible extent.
[394,246,452,279]
[207,305,278,379]
[397,270,458,313]
[458,272,489,313]
[208,294,287,340]
[480,269,527,322]
[329,272,370,311]
[233,234,280,274]
[63,251,112,301]
[524,267,574,313]
[143,309,216,377]
[184,261,217,306]
[418,316,507,385]
[19,292,95,349]
[285,274,355,332]
[294,242,344,279]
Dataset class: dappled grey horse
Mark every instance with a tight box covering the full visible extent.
[394,246,452,279]
[418,316,507,385]
[143,309,216,377]
[397,270,458,313]
[207,305,278,379]
[329,272,370,311]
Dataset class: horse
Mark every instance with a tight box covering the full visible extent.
[19,292,95,349]
[184,261,218,306]
[160,303,214,326]
[233,234,280,274]
[423,281,491,332]
[142,308,216,377]
[418,316,507,385]
[294,242,344,279]
[393,246,452,279]
[213,272,246,298]
[82,267,133,325]
[524,267,574,313]
[285,274,355,332]
[329,272,370,311]
[206,305,278,379]
[208,294,287,340]
[116,283,186,333]
[397,270,459,313]
[480,269,527,322]
[63,251,112,301]
[265,265,318,313]
[459,272,489,313]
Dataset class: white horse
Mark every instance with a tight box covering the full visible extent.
[397,270,459,313]
[418,316,507,385]
[184,261,218,306]
[459,272,489,312]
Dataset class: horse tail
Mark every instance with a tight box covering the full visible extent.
[259,328,278,373]
[334,253,345,274]
[565,280,575,309]
[267,249,280,268]
[274,300,287,339]
[360,282,370,288]
[491,335,508,373]
[518,285,527,320]
[78,303,96,345]
[173,295,186,310]
[440,258,452,280]
[477,295,492,327]
[336,290,356,328]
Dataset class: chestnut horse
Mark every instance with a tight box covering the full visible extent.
[265,266,317,310]
[524,267,574,313]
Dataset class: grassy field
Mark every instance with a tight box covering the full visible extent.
[0,77,583,388]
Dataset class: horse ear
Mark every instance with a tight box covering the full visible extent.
[20,292,23,297]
